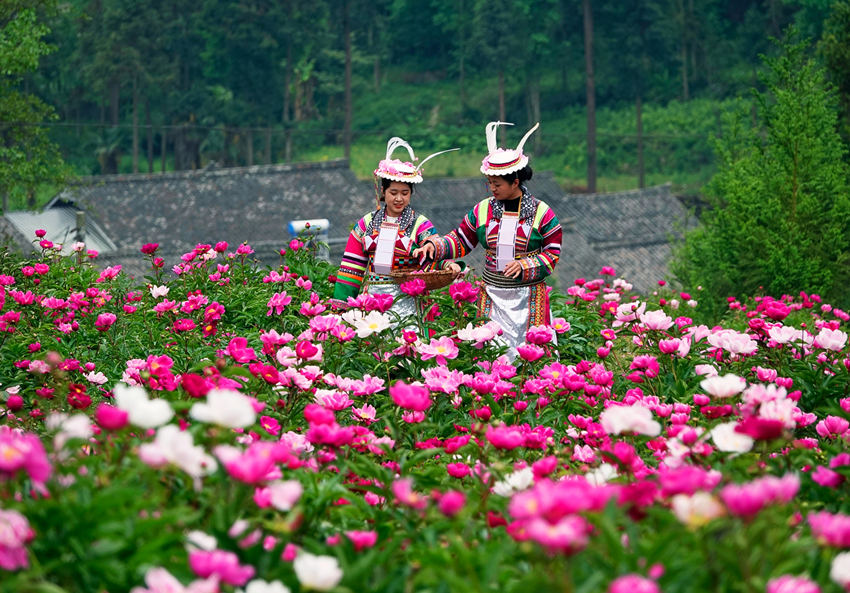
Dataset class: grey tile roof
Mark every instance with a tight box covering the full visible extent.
[51,160,371,257]
[551,184,694,292]
[4,205,117,256]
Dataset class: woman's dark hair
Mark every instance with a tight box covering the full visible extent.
[500,165,533,185]
[380,178,415,198]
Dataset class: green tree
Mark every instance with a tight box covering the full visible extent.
[672,30,850,318]
[819,0,850,144]
[0,0,67,211]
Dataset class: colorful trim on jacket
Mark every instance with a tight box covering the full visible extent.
[432,195,562,286]
[332,206,440,301]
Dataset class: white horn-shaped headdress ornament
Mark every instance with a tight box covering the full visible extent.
[414,147,460,174]
[373,137,460,206]
[374,136,459,185]
[485,121,514,154]
[480,121,540,176]
[385,137,416,162]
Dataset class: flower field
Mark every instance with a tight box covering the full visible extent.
[1,233,849,593]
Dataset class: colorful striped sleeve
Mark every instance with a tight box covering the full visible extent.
[412,215,437,245]
[332,216,370,300]
[520,203,562,283]
[432,201,484,261]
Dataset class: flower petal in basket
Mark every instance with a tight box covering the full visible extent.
[390,269,457,291]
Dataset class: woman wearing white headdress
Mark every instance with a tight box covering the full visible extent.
[331,138,460,318]
[414,121,562,356]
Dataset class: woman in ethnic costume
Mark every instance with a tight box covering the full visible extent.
[414,122,562,355]
[331,137,459,318]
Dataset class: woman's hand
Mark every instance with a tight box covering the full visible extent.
[446,262,462,276]
[503,260,523,279]
[413,241,436,266]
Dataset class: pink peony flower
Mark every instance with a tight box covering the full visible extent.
[417,336,459,365]
[734,415,786,441]
[224,337,257,363]
[95,403,129,431]
[173,318,196,332]
[345,530,378,551]
[517,343,546,362]
[390,381,432,412]
[766,575,820,593]
[438,490,466,516]
[392,477,427,510]
[763,300,791,321]
[94,312,117,331]
[399,278,427,296]
[608,575,660,593]
[525,325,555,345]
[0,426,51,485]
[266,291,292,315]
[809,511,850,547]
[188,549,255,586]
[254,480,303,511]
[811,466,843,488]
[523,514,591,555]
[486,424,525,450]
[449,281,479,303]
[816,415,849,439]
[216,442,280,485]
[447,462,472,478]
[0,509,35,570]
[720,474,799,519]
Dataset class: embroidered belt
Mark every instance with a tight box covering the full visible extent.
[482,268,544,289]
[485,248,541,260]
[366,273,395,285]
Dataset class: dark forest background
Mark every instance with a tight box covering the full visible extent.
[6,0,850,209]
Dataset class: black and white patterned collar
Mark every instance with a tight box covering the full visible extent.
[490,186,538,222]
[366,204,416,235]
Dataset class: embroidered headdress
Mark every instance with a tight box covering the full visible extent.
[480,121,539,176]
[374,137,458,184]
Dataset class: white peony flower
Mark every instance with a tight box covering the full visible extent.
[710,422,754,453]
[149,285,169,298]
[767,324,802,345]
[293,552,343,591]
[240,580,291,593]
[189,388,256,428]
[492,466,534,497]
[268,480,303,511]
[351,311,391,338]
[831,551,850,590]
[113,383,174,429]
[671,492,725,527]
[586,463,618,485]
[699,374,746,399]
[138,425,217,480]
[84,371,108,385]
[599,404,661,436]
[185,530,217,552]
[47,412,93,453]
[815,327,848,352]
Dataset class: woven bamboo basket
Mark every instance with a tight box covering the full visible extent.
[390,269,457,291]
